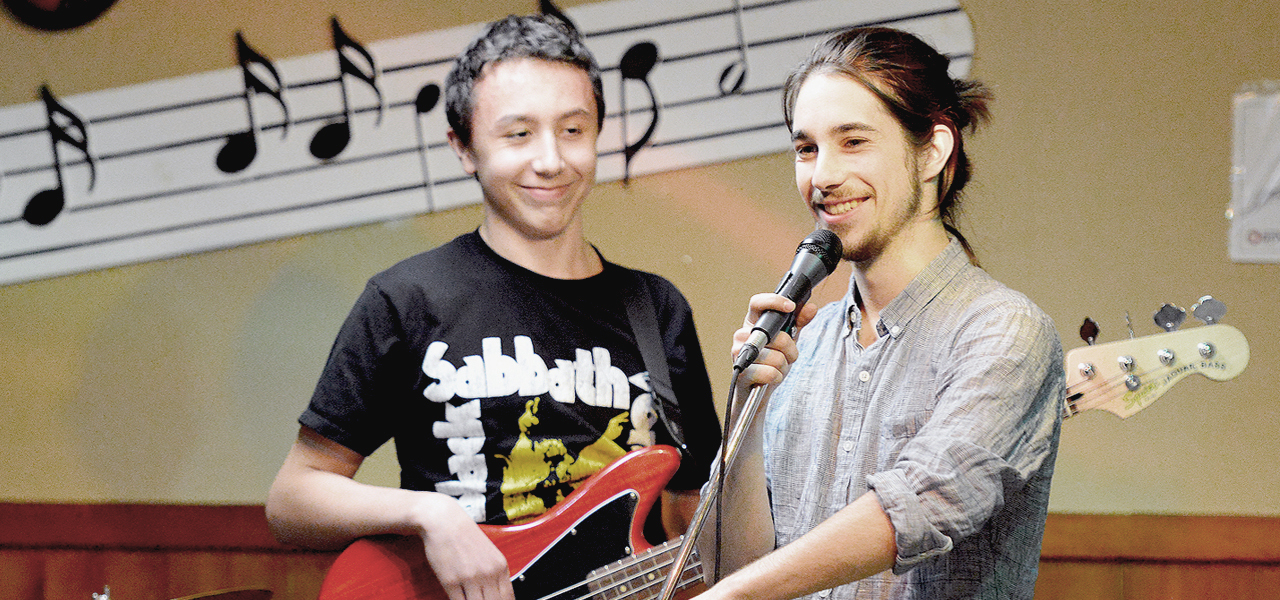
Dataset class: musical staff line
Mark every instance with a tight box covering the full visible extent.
[615,118,786,157]
[651,7,964,67]
[583,0,794,38]
[1,95,402,182]
[0,181,440,262]
[0,131,463,228]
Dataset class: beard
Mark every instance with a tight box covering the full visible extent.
[839,160,927,265]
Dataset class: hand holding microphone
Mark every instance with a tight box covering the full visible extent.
[661,231,840,600]
[733,229,842,372]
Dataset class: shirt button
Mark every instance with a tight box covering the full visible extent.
[843,440,854,452]
[889,325,902,337]
[858,370,871,382]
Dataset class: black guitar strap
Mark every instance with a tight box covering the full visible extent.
[619,271,689,457]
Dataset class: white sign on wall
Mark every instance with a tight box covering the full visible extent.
[0,0,973,285]
[1229,80,1280,263]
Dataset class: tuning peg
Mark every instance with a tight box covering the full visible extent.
[1192,296,1227,325]
[1153,303,1186,332]
[1078,317,1099,345]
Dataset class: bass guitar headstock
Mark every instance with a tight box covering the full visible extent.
[1065,296,1249,418]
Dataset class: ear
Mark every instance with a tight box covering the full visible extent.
[918,123,955,183]
[447,129,478,175]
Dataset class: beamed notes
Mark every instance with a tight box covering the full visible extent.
[0,0,973,286]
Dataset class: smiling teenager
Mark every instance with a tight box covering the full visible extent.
[265,15,722,600]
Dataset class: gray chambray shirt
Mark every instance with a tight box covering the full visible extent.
[763,240,1064,600]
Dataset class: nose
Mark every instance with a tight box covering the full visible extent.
[530,131,565,176]
[808,146,842,192]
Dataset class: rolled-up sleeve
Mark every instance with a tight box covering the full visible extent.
[866,296,1063,573]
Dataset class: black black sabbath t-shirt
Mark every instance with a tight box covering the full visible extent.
[301,232,720,525]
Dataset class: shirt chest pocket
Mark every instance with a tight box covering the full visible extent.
[877,409,932,464]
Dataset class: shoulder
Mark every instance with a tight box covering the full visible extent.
[337,233,502,331]
[366,232,499,295]
[375,232,477,279]
[945,267,1062,355]
[962,269,1052,326]
[608,263,693,311]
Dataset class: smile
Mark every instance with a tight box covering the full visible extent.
[818,197,862,216]
[522,184,571,202]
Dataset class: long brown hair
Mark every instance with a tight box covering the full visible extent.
[783,27,991,263]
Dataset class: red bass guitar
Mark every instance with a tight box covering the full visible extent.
[318,445,706,600]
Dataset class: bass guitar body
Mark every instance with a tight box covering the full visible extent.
[318,445,684,600]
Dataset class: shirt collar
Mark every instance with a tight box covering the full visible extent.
[845,239,971,340]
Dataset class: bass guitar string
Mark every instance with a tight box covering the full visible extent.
[532,541,703,600]
[1065,364,1168,415]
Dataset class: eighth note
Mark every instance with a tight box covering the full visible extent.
[619,41,660,185]
[217,32,290,174]
[719,0,749,95]
[24,85,96,226]
[310,17,383,161]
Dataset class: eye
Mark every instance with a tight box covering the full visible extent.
[842,137,867,150]
[562,119,594,137]
[794,142,817,160]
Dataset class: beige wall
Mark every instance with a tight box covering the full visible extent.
[1,0,1277,515]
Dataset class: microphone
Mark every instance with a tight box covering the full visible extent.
[733,229,842,371]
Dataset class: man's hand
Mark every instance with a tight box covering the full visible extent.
[730,293,814,388]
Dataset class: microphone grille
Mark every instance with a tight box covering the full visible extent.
[799,229,843,275]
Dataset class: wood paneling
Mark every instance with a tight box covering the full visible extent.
[1124,564,1280,600]
[4,504,1280,599]
[0,548,336,600]
[0,504,281,550]
[1039,514,1280,600]
[0,504,336,600]
[1033,562,1124,600]
[1041,513,1280,562]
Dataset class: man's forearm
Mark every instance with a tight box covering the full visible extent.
[699,491,896,600]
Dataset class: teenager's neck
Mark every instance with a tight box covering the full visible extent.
[478,220,603,280]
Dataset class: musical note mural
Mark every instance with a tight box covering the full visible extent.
[23,85,96,227]
[0,0,973,286]
[216,32,291,175]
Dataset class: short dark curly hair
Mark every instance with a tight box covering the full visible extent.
[445,14,605,147]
